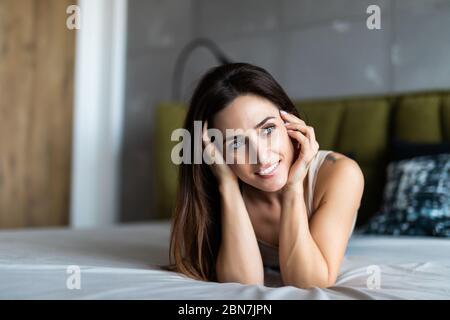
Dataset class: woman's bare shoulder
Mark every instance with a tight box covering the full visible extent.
[322,151,357,167]
[322,151,347,164]
[315,151,347,188]
[314,151,363,205]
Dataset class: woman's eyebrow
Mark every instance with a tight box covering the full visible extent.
[223,116,276,143]
[254,116,276,129]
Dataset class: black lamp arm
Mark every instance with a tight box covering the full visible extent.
[171,38,232,102]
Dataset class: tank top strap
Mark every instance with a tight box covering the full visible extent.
[306,150,333,217]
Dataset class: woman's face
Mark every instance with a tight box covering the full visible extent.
[212,94,296,192]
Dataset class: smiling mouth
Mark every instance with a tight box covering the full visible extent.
[255,160,281,176]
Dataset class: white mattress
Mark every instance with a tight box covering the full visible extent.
[0,221,449,299]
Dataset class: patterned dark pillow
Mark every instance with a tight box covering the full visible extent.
[363,153,450,237]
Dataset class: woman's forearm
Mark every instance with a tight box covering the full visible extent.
[279,187,330,288]
[216,182,264,285]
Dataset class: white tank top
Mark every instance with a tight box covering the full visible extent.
[256,150,357,268]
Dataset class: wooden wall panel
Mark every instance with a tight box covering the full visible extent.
[0,0,76,228]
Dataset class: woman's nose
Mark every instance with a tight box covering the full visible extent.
[250,137,271,165]
[257,146,272,165]
[246,135,262,165]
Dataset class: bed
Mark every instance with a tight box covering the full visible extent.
[0,220,449,300]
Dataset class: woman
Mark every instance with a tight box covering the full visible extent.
[169,63,364,289]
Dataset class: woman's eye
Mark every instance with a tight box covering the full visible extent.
[231,137,244,149]
[263,125,275,135]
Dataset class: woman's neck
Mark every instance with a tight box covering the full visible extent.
[241,176,308,208]
[241,183,282,207]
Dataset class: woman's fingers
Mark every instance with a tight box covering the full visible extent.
[202,121,211,145]
[280,110,306,125]
[280,110,320,154]
[287,129,315,175]
[287,129,310,174]
[202,120,217,163]
[284,122,312,136]
[201,121,237,184]
[287,127,318,157]
[282,111,320,184]
[280,110,319,148]
[202,120,228,166]
[287,129,308,147]
[285,123,317,147]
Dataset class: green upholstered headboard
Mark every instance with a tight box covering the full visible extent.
[154,90,450,226]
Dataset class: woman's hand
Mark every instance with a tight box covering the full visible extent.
[280,110,319,192]
[202,121,238,187]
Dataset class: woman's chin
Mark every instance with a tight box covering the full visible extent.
[254,176,287,193]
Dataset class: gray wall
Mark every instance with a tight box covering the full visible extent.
[121,0,450,221]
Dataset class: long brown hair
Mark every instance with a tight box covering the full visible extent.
[168,62,303,281]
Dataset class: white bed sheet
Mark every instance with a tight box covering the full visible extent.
[0,221,449,299]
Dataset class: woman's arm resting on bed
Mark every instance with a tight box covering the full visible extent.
[279,156,364,289]
[203,122,264,285]
[216,181,265,285]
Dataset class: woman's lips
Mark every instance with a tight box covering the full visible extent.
[255,160,281,178]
